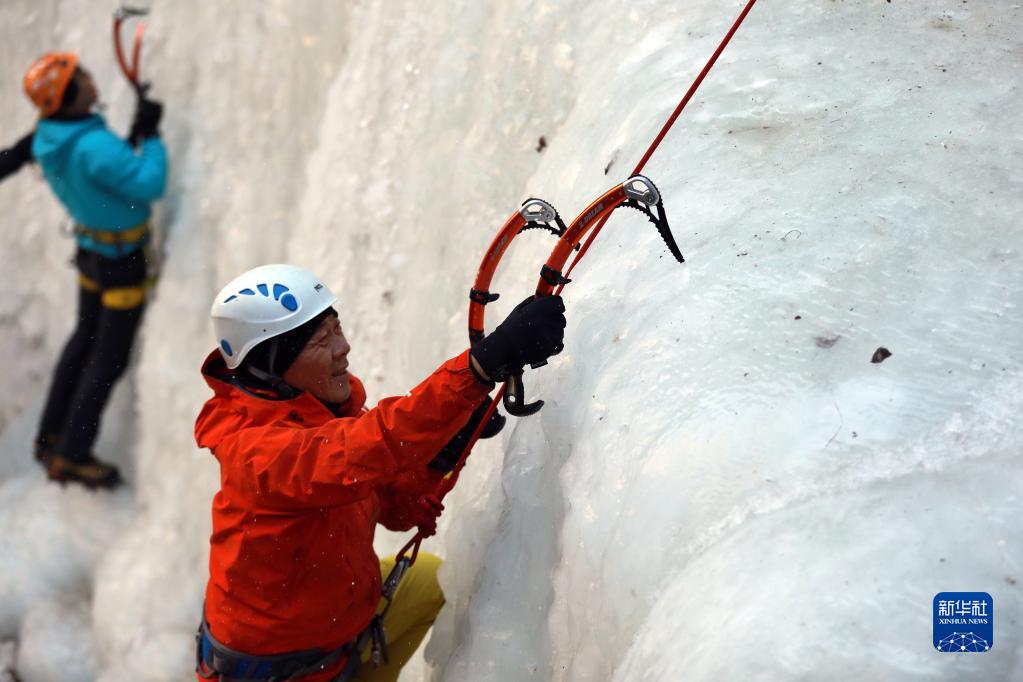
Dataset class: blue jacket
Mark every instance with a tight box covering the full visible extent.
[32,115,167,259]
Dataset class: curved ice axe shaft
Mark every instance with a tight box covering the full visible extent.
[535,175,682,300]
[113,5,149,92]
[515,175,681,414]
[467,198,565,417]
[468,176,682,418]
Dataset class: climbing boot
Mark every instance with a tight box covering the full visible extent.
[34,433,60,468]
[46,454,122,490]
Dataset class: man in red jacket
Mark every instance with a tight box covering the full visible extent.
[195,264,566,681]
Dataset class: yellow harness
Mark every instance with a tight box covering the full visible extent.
[75,222,155,310]
[74,222,149,247]
[78,272,147,310]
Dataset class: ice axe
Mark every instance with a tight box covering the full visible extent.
[467,175,682,418]
[516,175,682,416]
[113,5,149,93]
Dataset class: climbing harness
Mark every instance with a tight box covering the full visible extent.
[113,5,148,92]
[197,616,363,681]
[74,222,150,250]
[385,0,761,602]
[196,564,401,680]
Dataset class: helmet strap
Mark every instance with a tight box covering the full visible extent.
[243,338,301,400]
[266,336,281,375]
[243,364,301,400]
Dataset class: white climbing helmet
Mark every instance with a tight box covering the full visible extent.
[211,264,337,369]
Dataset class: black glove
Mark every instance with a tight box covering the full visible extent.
[129,97,163,145]
[0,132,34,182]
[429,396,506,473]
[470,295,566,383]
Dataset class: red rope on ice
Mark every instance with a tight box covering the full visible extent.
[398,0,759,566]
[395,385,504,564]
[560,0,760,290]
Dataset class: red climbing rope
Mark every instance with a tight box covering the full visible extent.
[394,385,504,564]
[396,0,760,568]
[560,0,760,290]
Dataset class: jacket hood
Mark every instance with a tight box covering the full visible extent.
[195,350,367,454]
[32,114,105,169]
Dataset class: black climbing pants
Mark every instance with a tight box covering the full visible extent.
[37,247,148,462]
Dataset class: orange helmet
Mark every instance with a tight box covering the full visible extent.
[23,52,79,117]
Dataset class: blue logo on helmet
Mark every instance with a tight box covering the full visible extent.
[223,283,298,311]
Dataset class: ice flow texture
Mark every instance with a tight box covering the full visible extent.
[0,1,1022,680]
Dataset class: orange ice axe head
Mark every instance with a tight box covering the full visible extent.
[113,5,149,92]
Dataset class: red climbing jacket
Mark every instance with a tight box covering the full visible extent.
[194,348,490,677]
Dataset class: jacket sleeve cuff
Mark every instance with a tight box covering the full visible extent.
[452,349,495,396]
[467,352,496,388]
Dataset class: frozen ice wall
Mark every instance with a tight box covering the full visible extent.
[1,0,1021,680]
